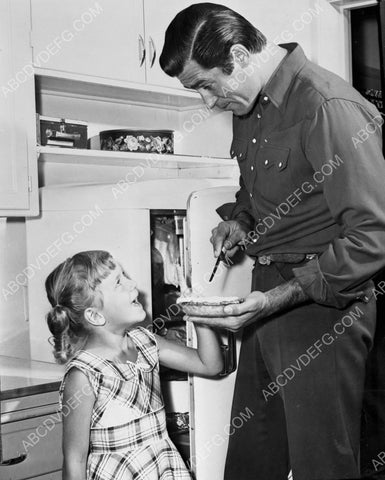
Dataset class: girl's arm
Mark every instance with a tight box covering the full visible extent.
[156,324,223,376]
[61,368,95,480]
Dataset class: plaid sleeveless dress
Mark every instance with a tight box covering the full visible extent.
[59,327,191,480]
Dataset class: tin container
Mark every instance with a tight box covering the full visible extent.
[99,129,174,154]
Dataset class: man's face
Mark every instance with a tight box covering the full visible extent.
[178,59,260,116]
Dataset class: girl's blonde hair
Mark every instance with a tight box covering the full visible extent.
[45,250,116,364]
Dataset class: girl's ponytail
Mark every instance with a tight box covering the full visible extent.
[46,305,72,364]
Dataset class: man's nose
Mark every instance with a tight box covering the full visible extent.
[199,89,218,109]
[126,278,137,290]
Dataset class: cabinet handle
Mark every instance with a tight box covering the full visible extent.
[149,36,156,68]
[0,453,28,466]
[138,35,146,67]
[219,332,237,376]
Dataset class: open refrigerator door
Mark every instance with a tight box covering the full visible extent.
[185,186,254,480]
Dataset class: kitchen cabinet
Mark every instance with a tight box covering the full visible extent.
[0,398,62,479]
[30,0,145,84]
[30,0,271,92]
[31,0,237,183]
[0,0,38,216]
[30,0,196,91]
[1,378,63,480]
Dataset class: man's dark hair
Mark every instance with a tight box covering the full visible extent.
[160,3,267,77]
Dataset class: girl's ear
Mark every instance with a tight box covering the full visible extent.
[84,308,106,326]
[230,44,250,67]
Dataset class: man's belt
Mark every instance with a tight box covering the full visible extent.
[256,253,317,265]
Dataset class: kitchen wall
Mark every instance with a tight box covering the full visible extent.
[314,1,350,80]
[0,218,30,358]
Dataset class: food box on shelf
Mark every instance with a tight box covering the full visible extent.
[37,115,88,149]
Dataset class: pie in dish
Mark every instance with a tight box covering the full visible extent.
[176,295,244,316]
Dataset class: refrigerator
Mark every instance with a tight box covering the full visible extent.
[23,178,254,480]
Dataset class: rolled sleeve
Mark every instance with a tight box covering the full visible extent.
[293,99,385,308]
[293,257,374,308]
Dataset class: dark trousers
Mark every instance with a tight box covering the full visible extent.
[224,261,376,480]
[361,271,385,476]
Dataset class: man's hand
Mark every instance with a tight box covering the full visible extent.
[183,279,310,332]
[184,291,268,332]
[210,220,248,258]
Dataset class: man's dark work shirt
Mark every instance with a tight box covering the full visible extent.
[218,43,385,309]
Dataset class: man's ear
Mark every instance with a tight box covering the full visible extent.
[230,44,250,67]
[84,308,106,326]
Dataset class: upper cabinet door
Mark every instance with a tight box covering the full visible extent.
[0,0,37,216]
[143,0,193,89]
[30,0,145,83]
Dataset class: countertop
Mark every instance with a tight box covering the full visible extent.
[0,356,65,400]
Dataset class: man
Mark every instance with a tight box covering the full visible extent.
[160,3,385,480]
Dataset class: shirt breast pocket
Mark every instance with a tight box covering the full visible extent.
[257,145,295,204]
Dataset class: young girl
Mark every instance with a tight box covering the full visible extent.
[45,250,223,480]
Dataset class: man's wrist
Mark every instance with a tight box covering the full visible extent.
[264,278,309,316]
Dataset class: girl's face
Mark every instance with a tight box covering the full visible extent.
[97,262,146,329]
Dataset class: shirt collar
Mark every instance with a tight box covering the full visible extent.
[261,43,307,113]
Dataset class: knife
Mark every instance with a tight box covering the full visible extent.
[209,247,227,282]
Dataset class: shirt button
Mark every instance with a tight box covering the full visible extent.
[264,159,269,166]
[257,113,261,119]
[249,193,253,198]
[264,139,268,143]
[252,138,257,144]
[263,96,269,102]
[239,153,243,158]
[278,162,282,168]
[251,165,254,171]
